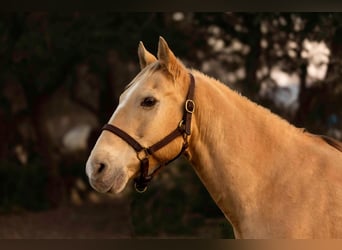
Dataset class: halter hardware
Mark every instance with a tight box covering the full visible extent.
[136,148,149,161]
[102,73,195,193]
[185,99,195,114]
[134,182,148,193]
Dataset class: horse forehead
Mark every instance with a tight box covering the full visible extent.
[123,71,169,98]
[138,69,168,88]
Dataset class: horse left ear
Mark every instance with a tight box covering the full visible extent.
[157,36,187,80]
[138,41,157,70]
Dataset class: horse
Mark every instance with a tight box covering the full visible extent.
[86,37,342,238]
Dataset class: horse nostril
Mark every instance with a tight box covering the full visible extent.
[96,162,106,174]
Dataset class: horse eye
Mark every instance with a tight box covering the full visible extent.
[141,97,157,108]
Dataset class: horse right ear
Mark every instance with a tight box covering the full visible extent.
[138,42,157,70]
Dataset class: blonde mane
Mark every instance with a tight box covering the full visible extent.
[188,69,302,154]
[191,70,342,154]
[192,69,298,132]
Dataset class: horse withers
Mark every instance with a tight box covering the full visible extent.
[86,37,342,238]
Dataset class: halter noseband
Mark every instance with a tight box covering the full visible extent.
[102,73,195,193]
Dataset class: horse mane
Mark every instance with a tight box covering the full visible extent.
[314,134,342,152]
[190,69,300,135]
[191,70,342,154]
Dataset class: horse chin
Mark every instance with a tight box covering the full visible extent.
[89,168,129,194]
[109,184,126,194]
[89,179,113,193]
[108,171,129,194]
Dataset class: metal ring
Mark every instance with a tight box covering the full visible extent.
[136,148,148,161]
[134,182,148,193]
[178,119,184,129]
[185,99,195,113]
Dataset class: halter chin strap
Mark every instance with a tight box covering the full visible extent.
[102,73,195,193]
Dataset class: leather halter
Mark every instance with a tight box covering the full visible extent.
[102,73,195,193]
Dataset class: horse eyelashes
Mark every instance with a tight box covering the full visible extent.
[141,96,158,108]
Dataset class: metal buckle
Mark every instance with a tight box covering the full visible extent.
[136,148,149,161]
[134,182,148,193]
[178,119,184,129]
[185,99,195,113]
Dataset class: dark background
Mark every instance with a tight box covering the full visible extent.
[0,13,341,238]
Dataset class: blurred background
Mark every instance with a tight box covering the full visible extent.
[0,12,341,238]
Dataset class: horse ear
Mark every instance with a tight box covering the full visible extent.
[157,36,186,80]
[138,42,157,70]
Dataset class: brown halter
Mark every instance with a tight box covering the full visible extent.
[102,73,195,193]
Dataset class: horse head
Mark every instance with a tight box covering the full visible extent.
[86,37,193,194]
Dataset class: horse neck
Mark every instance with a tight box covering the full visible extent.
[187,71,300,234]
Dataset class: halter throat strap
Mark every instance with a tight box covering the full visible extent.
[102,73,195,193]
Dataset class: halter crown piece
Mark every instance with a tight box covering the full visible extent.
[102,73,196,193]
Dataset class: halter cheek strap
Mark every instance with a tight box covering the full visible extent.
[102,73,195,193]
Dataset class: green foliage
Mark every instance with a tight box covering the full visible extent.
[131,187,190,236]
[0,158,49,212]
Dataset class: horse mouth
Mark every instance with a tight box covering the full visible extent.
[90,171,128,194]
[89,178,113,193]
[109,172,128,193]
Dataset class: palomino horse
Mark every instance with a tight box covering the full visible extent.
[86,37,342,238]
